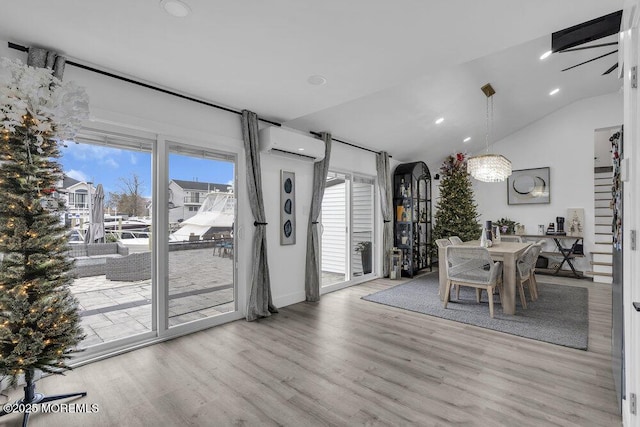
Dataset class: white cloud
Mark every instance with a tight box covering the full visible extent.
[103,157,119,168]
[62,143,122,161]
[66,169,89,182]
[130,154,138,165]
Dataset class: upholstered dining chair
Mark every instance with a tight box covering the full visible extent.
[529,241,545,299]
[435,238,452,248]
[436,239,455,298]
[443,246,503,318]
[448,236,464,245]
[500,235,523,242]
[515,243,543,307]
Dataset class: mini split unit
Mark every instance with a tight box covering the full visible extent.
[259,126,325,162]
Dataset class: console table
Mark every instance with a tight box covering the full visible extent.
[521,234,584,278]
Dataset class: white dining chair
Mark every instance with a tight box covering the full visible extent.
[448,236,464,245]
[516,243,543,307]
[443,246,503,318]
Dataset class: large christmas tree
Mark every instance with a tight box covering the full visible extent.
[0,58,88,385]
[433,153,481,241]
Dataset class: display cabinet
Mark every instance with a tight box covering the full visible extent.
[393,161,432,277]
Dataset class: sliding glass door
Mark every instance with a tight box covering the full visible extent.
[321,172,348,286]
[351,176,375,278]
[166,146,236,327]
[60,129,154,349]
[321,171,375,289]
[58,127,238,359]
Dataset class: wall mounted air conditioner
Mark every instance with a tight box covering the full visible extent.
[259,126,325,162]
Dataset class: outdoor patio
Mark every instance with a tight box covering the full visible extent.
[71,247,234,347]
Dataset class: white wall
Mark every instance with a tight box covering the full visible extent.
[469,92,622,272]
[259,152,316,306]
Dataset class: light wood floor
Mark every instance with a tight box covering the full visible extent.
[1,273,621,426]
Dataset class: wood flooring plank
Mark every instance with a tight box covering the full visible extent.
[0,274,621,426]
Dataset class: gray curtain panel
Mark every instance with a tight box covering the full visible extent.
[304,132,332,302]
[27,47,66,80]
[241,111,278,321]
[376,151,393,277]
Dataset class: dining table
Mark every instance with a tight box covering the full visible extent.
[438,240,530,315]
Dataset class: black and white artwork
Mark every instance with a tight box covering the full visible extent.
[281,170,296,245]
[507,167,550,205]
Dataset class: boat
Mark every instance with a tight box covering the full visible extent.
[170,191,234,242]
[104,216,152,232]
[110,229,151,253]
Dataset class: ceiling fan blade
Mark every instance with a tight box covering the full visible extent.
[562,50,618,72]
[552,10,622,52]
[603,63,619,75]
[558,41,618,53]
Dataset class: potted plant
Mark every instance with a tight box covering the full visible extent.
[494,218,520,235]
[355,241,372,274]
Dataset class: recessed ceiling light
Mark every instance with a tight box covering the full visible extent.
[540,50,552,60]
[160,0,191,17]
[435,117,444,125]
[307,75,327,85]
[298,148,305,151]
[463,137,471,143]
[549,88,560,96]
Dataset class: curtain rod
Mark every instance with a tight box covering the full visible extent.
[309,131,388,156]
[8,42,281,127]
[8,42,388,157]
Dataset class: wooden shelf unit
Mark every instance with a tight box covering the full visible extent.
[521,234,584,278]
[393,162,432,277]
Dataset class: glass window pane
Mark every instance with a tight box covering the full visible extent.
[59,139,153,348]
[352,177,374,277]
[321,172,348,286]
[167,150,236,327]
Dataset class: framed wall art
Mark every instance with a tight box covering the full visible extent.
[566,207,585,237]
[507,167,550,205]
[280,170,296,245]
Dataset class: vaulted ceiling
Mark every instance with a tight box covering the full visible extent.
[0,1,624,162]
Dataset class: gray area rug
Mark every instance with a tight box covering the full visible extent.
[362,273,588,350]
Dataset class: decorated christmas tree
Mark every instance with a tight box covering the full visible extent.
[0,58,88,389]
[433,153,481,241]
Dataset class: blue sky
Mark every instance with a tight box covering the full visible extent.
[59,143,234,198]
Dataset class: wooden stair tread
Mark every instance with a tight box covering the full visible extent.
[535,267,584,277]
[540,251,583,258]
[586,271,613,277]
[592,251,613,255]
[591,261,613,266]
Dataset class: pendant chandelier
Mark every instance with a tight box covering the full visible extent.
[467,83,512,182]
